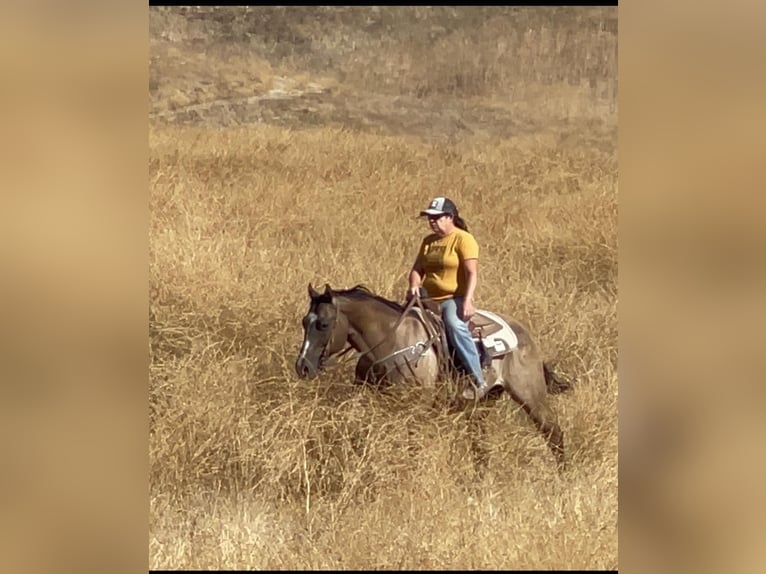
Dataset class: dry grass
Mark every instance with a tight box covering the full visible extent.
[150,6,617,570]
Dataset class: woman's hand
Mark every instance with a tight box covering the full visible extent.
[405,286,420,301]
[461,298,476,321]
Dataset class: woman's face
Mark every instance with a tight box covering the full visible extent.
[427,213,454,236]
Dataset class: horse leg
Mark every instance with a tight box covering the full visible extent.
[523,398,565,468]
[500,354,566,467]
[467,410,490,478]
[354,356,384,386]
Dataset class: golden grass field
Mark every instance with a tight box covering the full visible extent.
[149,7,617,570]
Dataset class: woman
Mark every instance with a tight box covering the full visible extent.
[407,197,495,400]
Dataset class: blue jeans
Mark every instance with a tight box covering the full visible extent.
[438,297,486,387]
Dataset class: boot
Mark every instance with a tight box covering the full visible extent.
[461,380,493,401]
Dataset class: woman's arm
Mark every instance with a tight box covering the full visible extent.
[461,258,478,319]
[407,263,423,299]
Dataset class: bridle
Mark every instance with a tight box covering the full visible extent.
[312,293,442,380]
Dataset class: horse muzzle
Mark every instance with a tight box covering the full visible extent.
[295,356,319,379]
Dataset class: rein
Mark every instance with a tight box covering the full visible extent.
[321,293,442,377]
[361,293,442,379]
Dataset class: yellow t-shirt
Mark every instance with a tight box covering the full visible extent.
[415,228,479,301]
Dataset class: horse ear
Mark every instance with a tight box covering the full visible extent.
[323,283,331,295]
[308,283,320,298]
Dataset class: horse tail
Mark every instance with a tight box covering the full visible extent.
[543,362,573,394]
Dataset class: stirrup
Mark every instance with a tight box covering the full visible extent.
[462,383,488,400]
[461,381,500,401]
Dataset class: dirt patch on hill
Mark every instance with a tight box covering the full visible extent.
[151,86,615,153]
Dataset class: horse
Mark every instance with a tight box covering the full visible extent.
[295,283,571,465]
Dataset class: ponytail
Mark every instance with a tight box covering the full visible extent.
[453,214,469,232]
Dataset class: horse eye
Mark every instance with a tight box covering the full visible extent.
[316,320,330,331]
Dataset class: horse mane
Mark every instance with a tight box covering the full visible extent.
[329,284,405,313]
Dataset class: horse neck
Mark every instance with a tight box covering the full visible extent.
[335,295,402,353]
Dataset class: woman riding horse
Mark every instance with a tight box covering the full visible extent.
[407,197,498,400]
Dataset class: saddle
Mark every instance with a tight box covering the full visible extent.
[414,299,518,372]
[468,309,519,357]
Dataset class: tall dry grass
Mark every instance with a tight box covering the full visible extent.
[150,6,617,570]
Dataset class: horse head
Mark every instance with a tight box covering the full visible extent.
[295,283,348,379]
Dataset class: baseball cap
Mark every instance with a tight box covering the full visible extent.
[419,197,458,217]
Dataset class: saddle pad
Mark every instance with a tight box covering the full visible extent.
[412,306,518,357]
[470,310,519,355]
